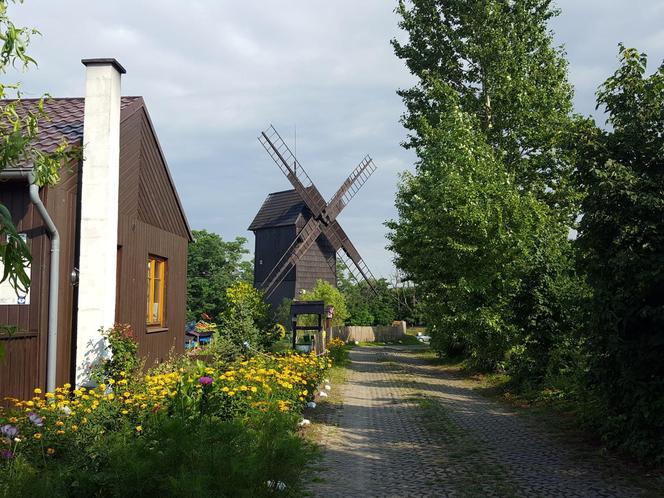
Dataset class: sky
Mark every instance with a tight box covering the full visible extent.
[7,0,664,279]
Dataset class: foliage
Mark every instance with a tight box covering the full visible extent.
[0,1,78,362]
[327,338,349,366]
[337,263,396,326]
[217,281,277,351]
[392,0,580,221]
[575,46,664,463]
[186,230,253,321]
[0,351,330,496]
[91,324,140,383]
[389,0,583,372]
[300,279,348,327]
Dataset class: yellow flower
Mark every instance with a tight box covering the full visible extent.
[250,386,258,393]
[34,388,42,394]
[228,391,236,397]
[135,425,143,433]
[45,392,55,399]
[8,417,17,423]
[47,447,55,456]
[107,393,115,401]
[33,433,42,440]
[121,410,129,415]
[108,379,115,385]
[56,430,65,435]
[63,383,72,389]
[72,425,79,432]
[55,420,64,427]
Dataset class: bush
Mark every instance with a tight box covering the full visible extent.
[218,282,278,350]
[300,280,348,327]
[327,338,348,366]
[91,324,140,383]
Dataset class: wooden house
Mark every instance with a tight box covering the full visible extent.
[0,58,192,401]
[249,188,336,310]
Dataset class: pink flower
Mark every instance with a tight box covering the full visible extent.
[0,449,13,459]
[198,376,213,386]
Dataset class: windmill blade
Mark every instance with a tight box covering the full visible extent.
[326,155,377,221]
[319,220,379,296]
[261,217,322,299]
[259,125,328,218]
[337,251,379,296]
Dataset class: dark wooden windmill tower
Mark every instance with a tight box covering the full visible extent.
[249,125,379,310]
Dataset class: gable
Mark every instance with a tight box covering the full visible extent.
[133,107,192,240]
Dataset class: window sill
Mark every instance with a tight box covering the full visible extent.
[146,326,168,334]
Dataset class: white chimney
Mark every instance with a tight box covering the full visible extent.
[75,58,125,386]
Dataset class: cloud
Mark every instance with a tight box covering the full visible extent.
[6,0,664,279]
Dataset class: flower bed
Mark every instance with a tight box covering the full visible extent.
[0,352,330,497]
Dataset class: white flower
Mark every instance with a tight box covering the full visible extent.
[324,384,331,391]
[298,419,311,427]
[319,391,328,398]
[60,405,72,416]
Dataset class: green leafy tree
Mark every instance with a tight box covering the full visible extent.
[301,280,348,328]
[0,0,78,361]
[389,0,585,370]
[392,0,580,220]
[186,230,252,321]
[217,281,275,351]
[576,46,664,462]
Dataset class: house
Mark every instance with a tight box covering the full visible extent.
[0,58,192,401]
[248,188,336,310]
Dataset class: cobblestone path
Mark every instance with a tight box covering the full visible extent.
[308,346,651,498]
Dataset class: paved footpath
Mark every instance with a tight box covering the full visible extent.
[307,346,653,498]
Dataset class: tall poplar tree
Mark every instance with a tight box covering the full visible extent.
[388,0,586,371]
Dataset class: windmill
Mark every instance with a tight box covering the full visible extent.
[249,125,379,309]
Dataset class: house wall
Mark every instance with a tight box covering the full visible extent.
[0,101,189,401]
[0,162,80,400]
[114,107,188,364]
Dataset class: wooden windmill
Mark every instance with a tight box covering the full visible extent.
[249,125,379,309]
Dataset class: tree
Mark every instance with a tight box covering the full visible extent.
[0,0,77,361]
[576,46,664,462]
[217,281,275,351]
[300,280,348,328]
[186,230,252,321]
[392,0,580,220]
[389,0,584,370]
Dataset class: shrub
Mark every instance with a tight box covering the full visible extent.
[300,280,348,327]
[91,324,140,383]
[327,338,348,366]
[218,282,277,350]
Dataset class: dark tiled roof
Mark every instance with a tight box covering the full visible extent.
[248,189,309,230]
[0,96,142,167]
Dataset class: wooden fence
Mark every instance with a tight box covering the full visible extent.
[331,322,407,343]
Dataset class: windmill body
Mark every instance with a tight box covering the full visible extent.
[250,125,380,311]
[249,189,336,310]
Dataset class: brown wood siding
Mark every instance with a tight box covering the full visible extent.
[0,182,49,400]
[296,234,336,294]
[116,216,187,365]
[116,103,188,365]
[136,108,189,239]
[46,164,81,388]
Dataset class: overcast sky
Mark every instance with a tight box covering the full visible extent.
[8,1,664,278]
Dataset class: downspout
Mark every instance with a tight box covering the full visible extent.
[0,170,60,393]
[28,172,60,393]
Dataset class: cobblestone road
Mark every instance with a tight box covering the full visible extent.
[308,346,652,498]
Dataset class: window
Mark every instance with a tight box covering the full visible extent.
[147,256,167,327]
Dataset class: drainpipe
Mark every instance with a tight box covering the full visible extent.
[0,170,60,393]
